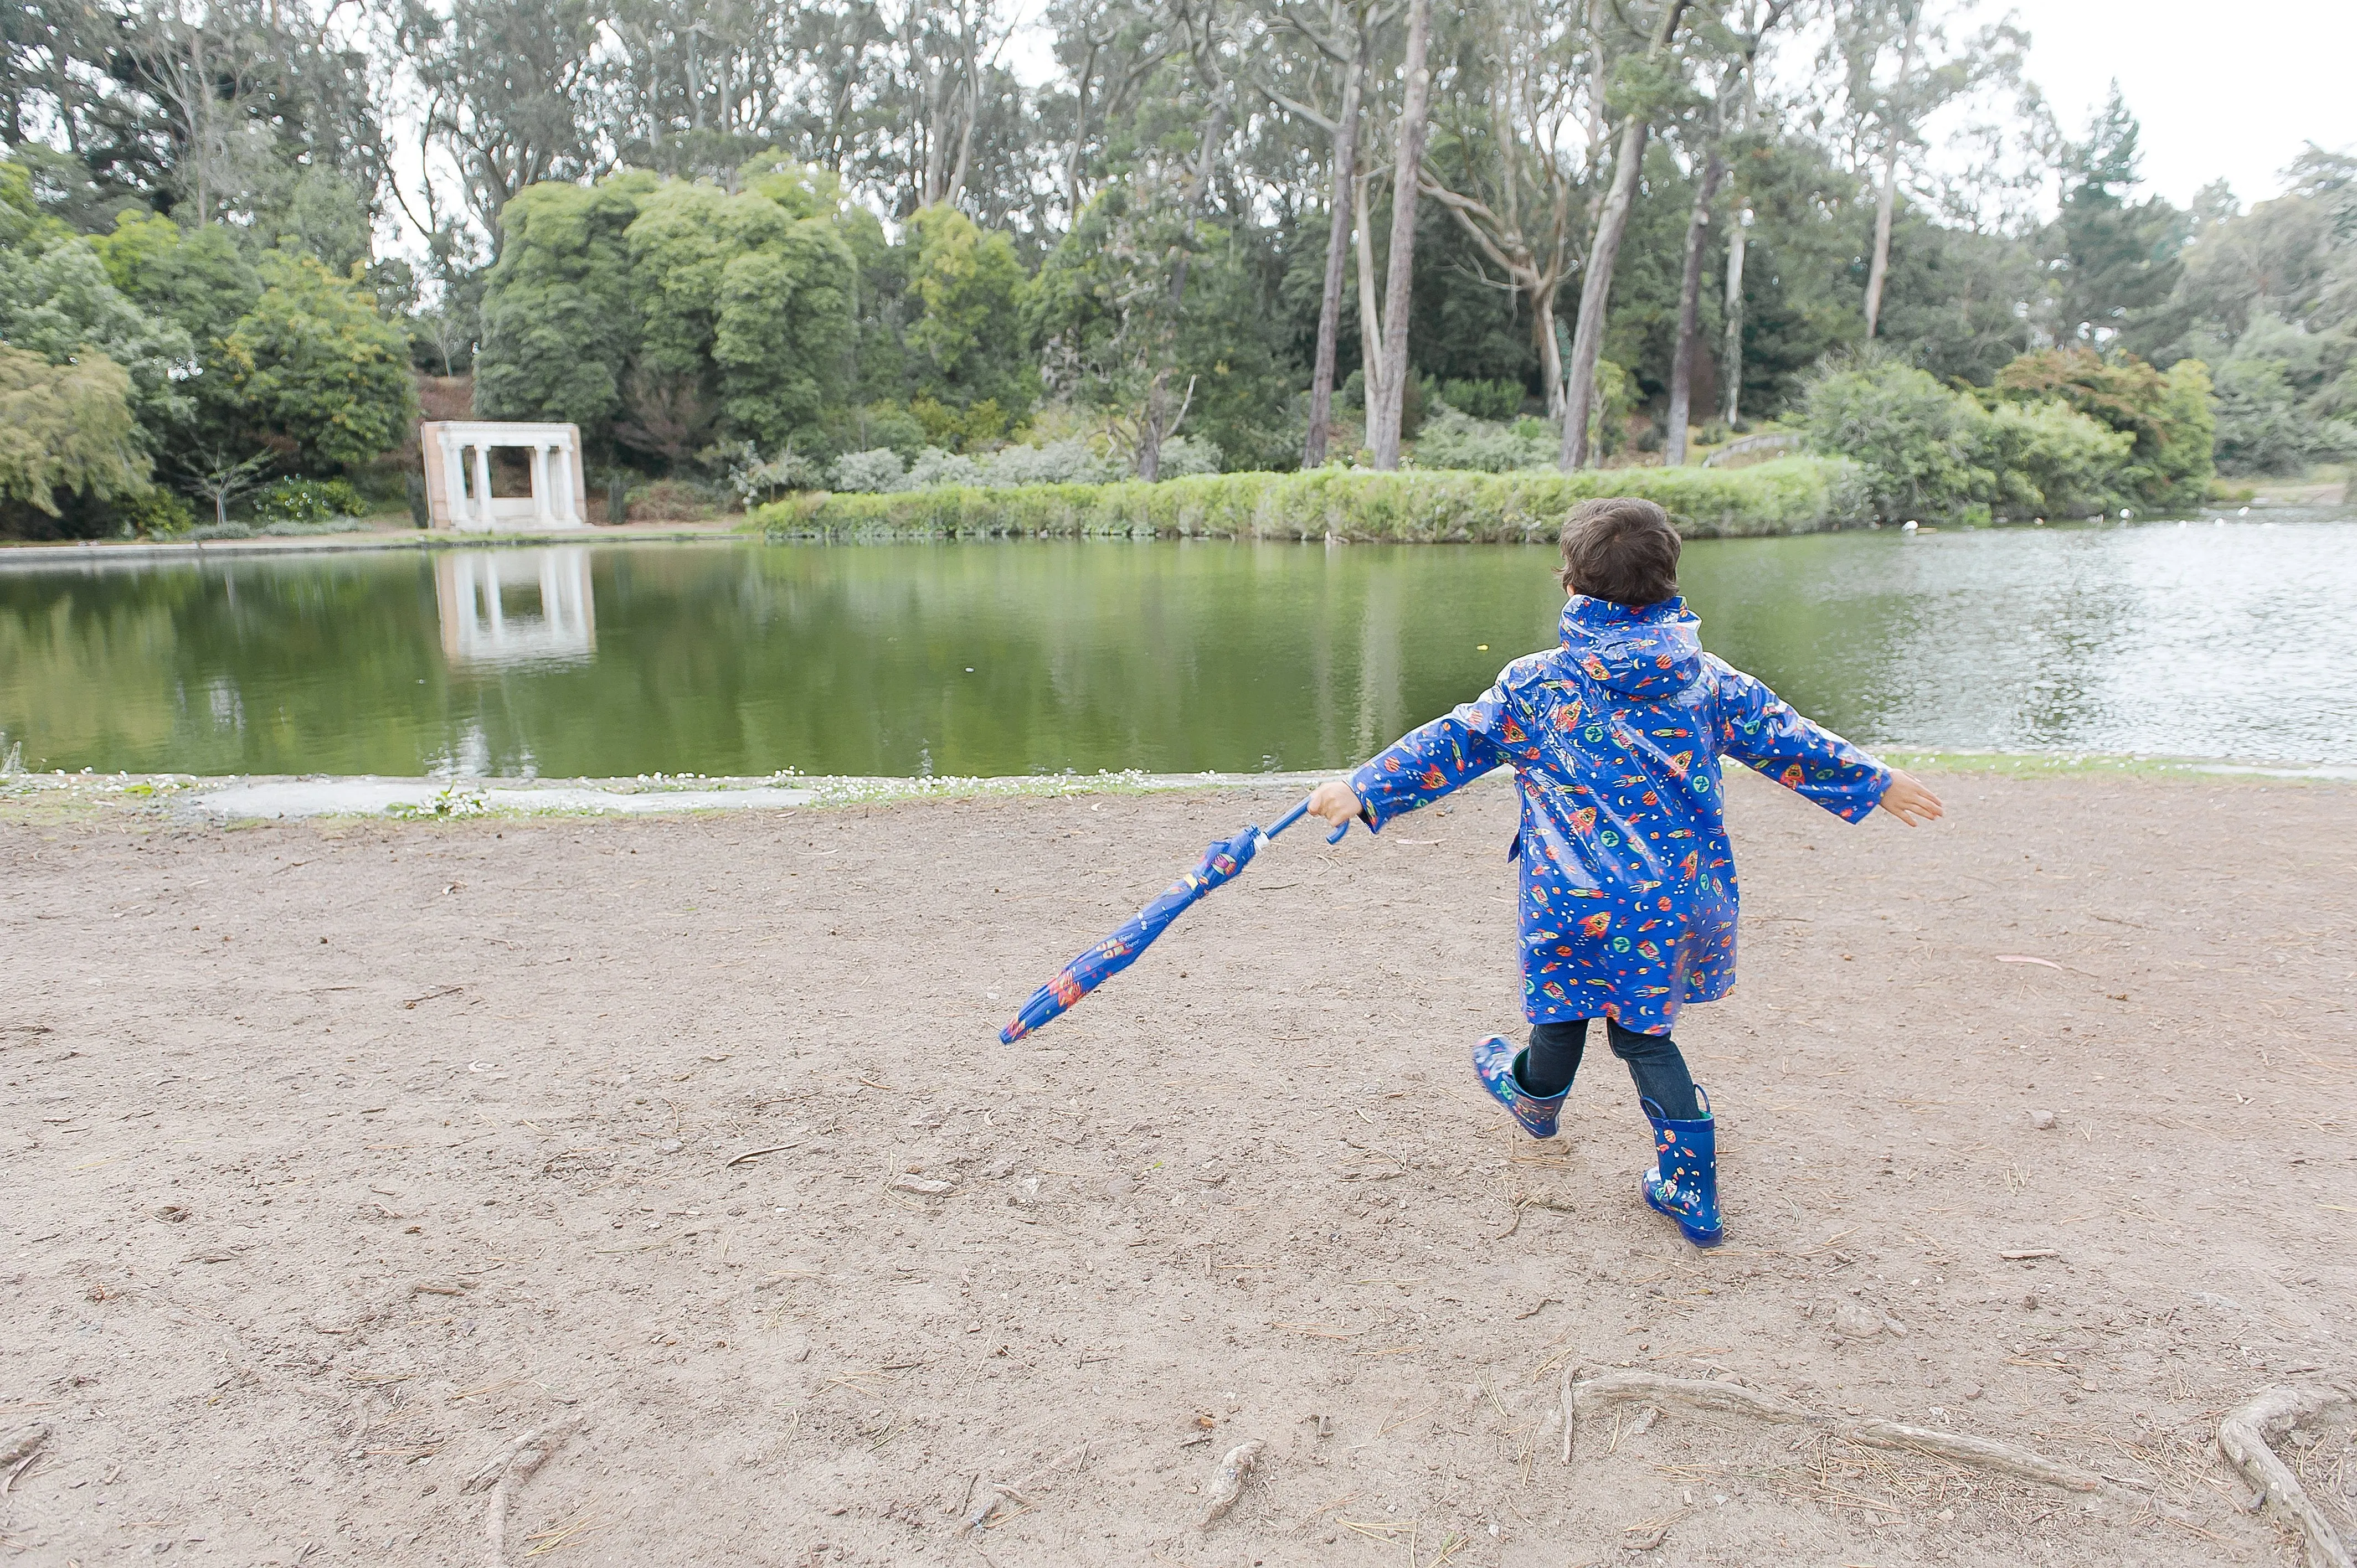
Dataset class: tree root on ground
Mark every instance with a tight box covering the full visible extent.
[2216,1380,2357,1568]
[1560,1367,2100,1492]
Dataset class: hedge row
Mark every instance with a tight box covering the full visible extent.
[749,456,1871,543]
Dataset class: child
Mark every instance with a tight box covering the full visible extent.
[1304,497,1942,1247]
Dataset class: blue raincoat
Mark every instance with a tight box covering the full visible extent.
[1348,595,1890,1034]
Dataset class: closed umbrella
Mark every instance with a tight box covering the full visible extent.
[999,798,1347,1043]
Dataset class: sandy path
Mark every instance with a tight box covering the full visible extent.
[2,768,2352,1567]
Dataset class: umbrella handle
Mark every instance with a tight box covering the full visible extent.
[1267,796,1352,846]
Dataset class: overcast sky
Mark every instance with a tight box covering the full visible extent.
[2008,0,2355,208]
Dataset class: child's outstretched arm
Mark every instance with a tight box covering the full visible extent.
[1307,685,1514,832]
[1710,657,1942,826]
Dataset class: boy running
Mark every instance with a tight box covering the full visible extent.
[1304,498,1942,1247]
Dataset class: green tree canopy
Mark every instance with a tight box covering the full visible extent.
[221,252,418,471]
[626,178,856,456]
[478,162,862,462]
[0,232,194,444]
[904,203,1034,415]
[475,172,659,439]
[92,211,265,350]
[1030,179,1294,475]
[2044,87,2188,344]
[0,347,150,532]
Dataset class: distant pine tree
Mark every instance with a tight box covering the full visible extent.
[2043,85,2189,344]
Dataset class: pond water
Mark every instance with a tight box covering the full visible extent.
[3,509,2352,778]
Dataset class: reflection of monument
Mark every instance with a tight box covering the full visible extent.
[435,549,597,666]
[420,421,588,530]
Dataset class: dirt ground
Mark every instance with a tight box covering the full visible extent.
[3,766,2353,1567]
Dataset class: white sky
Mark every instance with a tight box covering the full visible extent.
[2010,0,2356,209]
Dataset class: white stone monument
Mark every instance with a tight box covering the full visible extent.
[419,421,589,530]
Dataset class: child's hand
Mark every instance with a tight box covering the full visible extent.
[1306,779,1362,829]
[1879,768,1944,826]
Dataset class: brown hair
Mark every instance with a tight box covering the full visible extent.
[1557,497,1681,606]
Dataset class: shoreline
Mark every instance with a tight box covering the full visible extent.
[1,492,2342,568]
[0,521,749,568]
[2,749,2350,826]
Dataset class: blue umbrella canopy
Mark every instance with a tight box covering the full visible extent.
[1000,800,1340,1043]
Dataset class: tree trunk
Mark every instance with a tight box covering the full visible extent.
[1066,43,1098,219]
[1365,0,1432,470]
[1167,85,1231,307]
[1561,1,1687,470]
[1863,6,1917,342]
[1304,58,1365,470]
[1536,294,1564,420]
[945,2,979,209]
[1139,372,1165,482]
[1665,149,1723,466]
[1721,205,1747,426]
[1354,164,1385,417]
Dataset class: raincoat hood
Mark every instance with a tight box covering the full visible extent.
[1559,595,1704,700]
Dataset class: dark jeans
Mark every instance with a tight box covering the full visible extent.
[1521,1018,1701,1121]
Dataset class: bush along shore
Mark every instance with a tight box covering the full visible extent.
[749,456,1869,543]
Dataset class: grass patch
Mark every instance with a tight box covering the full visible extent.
[750,458,1871,543]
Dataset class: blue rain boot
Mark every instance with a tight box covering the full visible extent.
[1471,1034,1568,1139]
[1640,1086,1722,1248]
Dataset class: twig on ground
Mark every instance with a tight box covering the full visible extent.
[2216,1380,2357,1568]
[965,1442,1089,1533]
[0,1426,47,1471]
[0,1425,48,1494]
[723,1144,799,1167]
[1561,1368,2101,1492]
[1196,1440,1264,1528]
[467,1416,581,1567]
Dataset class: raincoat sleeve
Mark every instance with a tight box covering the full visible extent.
[1708,658,1890,822]
[1346,684,1513,832]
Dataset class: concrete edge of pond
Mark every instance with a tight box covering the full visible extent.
[168,770,1339,822]
[0,527,750,569]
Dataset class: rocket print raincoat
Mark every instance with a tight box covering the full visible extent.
[1348,595,1890,1034]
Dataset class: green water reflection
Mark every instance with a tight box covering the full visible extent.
[3,513,2352,777]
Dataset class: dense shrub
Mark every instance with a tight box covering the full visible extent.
[1978,399,2134,517]
[1437,377,1526,421]
[1804,358,2145,519]
[830,448,908,493]
[1992,348,2213,509]
[826,436,1210,493]
[111,484,198,536]
[249,476,366,525]
[2210,350,2356,476]
[751,457,1867,541]
[1412,406,1559,473]
[622,478,718,520]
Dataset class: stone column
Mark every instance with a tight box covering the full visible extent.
[530,443,553,525]
[440,434,469,527]
[553,435,578,523]
[472,443,495,531]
